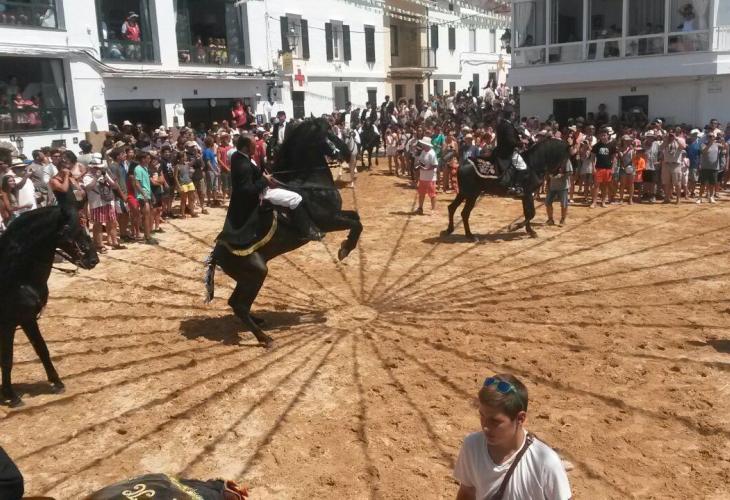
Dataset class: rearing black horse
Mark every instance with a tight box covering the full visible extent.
[445,138,570,241]
[0,207,98,407]
[205,118,362,347]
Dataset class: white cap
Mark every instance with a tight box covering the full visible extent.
[418,136,432,148]
[122,120,133,126]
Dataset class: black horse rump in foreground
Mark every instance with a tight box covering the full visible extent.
[205,118,362,347]
[0,207,98,407]
[446,139,570,240]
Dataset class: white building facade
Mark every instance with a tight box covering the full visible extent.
[0,0,510,154]
[508,0,730,126]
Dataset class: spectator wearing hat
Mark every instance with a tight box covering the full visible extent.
[9,158,36,216]
[686,129,702,197]
[454,374,571,500]
[121,12,142,61]
[660,130,684,204]
[1,159,34,224]
[414,136,438,215]
[83,153,122,252]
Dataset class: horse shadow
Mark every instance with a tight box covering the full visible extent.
[180,310,327,345]
[424,230,525,245]
[687,339,730,354]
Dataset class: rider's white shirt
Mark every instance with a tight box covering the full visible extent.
[251,158,302,210]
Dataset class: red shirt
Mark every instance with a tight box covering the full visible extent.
[217,144,232,172]
[231,106,247,128]
[253,139,266,167]
[122,22,141,42]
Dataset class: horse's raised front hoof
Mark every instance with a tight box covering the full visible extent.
[50,381,66,394]
[338,242,353,261]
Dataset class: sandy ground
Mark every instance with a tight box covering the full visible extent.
[1,165,729,499]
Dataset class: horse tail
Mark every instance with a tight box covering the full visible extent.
[204,250,217,304]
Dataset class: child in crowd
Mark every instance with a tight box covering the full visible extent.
[545,159,572,226]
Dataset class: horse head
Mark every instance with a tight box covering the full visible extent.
[57,209,99,270]
[273,117,350,182]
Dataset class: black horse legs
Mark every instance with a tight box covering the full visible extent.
[217,249,274,347]
[22,319,64,392]
[0,324,21,406]
[446,193,464,235]
[521,189,538,238]
[461,197,478,241]
[316,210,362,260]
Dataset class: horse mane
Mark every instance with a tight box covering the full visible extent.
[272,118,330,175]
[0,207,64,281]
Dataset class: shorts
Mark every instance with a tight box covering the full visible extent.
[220,171,232,191]
[661,163,682,186]
[699,169,718,185]
[417,180,437,198]
[642,170,655,183]
[688,168,699,183]
[137,197,149,208]
[206,171,219,193]
[126,195,139,210]
[594,168,613,184]
[545,189,568,208]
[580,173,594,185]
[179,182,195,193]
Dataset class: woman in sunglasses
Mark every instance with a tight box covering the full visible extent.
[454,373,572,500]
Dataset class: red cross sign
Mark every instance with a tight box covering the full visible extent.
[294,68,305,87]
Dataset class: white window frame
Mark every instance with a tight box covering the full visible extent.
[331,20,344,61]
[469,28,477,51]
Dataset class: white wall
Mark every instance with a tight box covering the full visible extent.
[518,75,730,126]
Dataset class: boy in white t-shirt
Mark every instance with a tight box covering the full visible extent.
[414,136,438,215]
[454,373,572,500]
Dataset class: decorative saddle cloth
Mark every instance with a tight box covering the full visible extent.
[84,474,248,500]
[217,210,278,257]
[469,159,498,179]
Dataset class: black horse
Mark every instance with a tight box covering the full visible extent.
[359,123,380,170]
[0,207,98,407]
[445,138,570,241]
[206,118,362,347]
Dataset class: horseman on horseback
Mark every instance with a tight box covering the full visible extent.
[217,135,322,249]
[494,109,530,193]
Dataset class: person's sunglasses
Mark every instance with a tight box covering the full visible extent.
[483,376,517,395]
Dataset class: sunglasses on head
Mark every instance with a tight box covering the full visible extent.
[483,376,525,409]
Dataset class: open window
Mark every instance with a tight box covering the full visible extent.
[176,0,246,65]
[0,0,58,29]
[96,0,155,62]
[0,57,70,133]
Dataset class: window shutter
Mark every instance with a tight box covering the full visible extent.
[343,24,351,61]
[448,27,455,51]
[431,25,439,50]
[301,19,310,59]
[365,26,375,62]
[325,22,333,61]
[280,16,289,52]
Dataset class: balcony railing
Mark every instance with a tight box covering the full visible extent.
[513,26,730,67]
[0,107,70,133]
[100,39,155,63]
[178,42,244,66]
[0,0,57,29]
